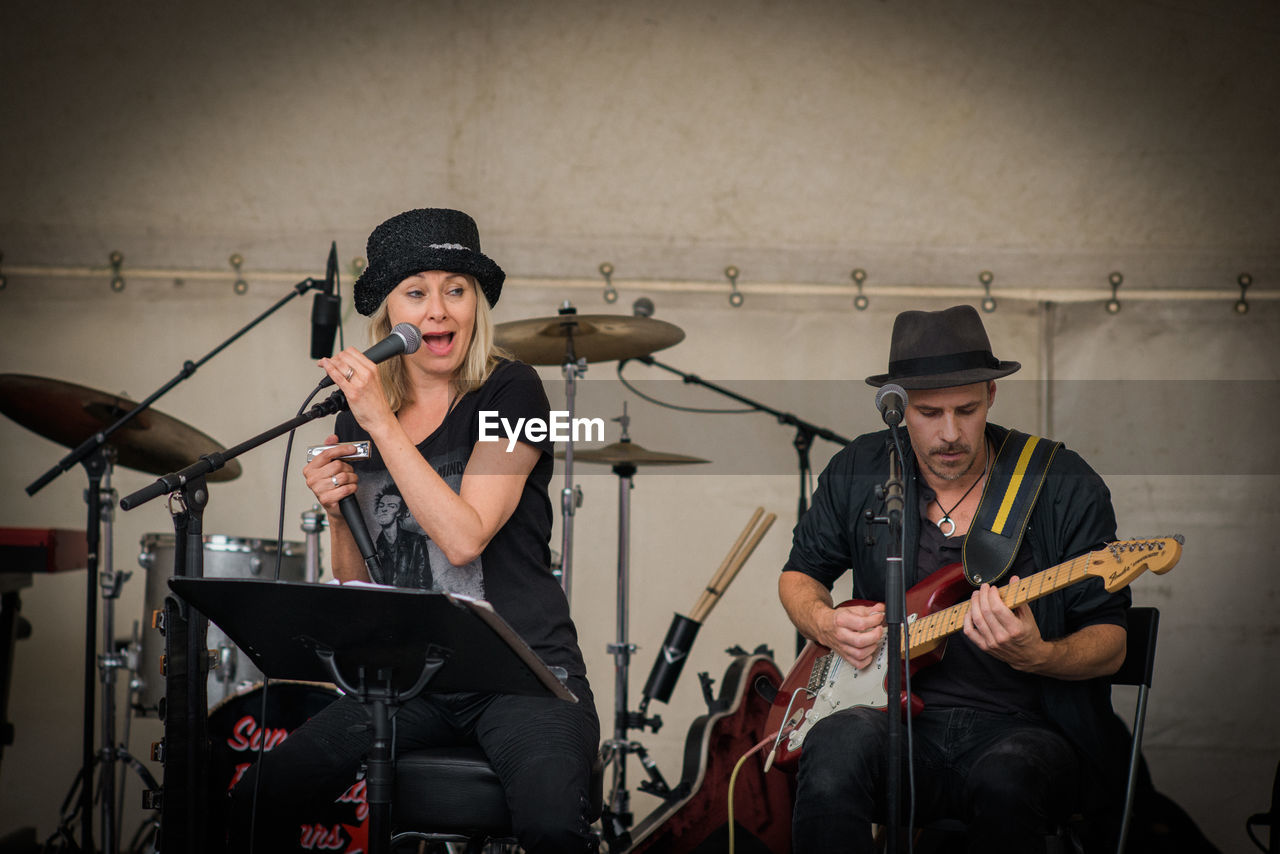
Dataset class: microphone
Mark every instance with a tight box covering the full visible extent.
[316,322,422,388]
[339,493,384,581]
[632,296,655,317]
[876,383,908,427]
[310,242,342,359]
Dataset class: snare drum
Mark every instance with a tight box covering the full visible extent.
[207,682,368,853]
[136,533,307,711]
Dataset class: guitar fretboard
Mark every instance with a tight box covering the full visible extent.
[905,552,1095,657]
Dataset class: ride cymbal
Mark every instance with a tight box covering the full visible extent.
[0,373,243,481]
[496,313,684,365]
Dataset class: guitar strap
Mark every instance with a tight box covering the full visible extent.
[962,429,1061,586]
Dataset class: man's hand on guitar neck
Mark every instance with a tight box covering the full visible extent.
[966,575,1127,679]
[965,575,1047,671]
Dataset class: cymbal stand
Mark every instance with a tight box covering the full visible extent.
[556,302,586,603]
[70,452,153,854]
[600,408,668,849]
[95,454,124,854]
[61,444,113,854]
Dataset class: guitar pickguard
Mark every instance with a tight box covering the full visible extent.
[784,613,915,753]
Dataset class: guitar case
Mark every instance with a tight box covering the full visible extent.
[625,654,794,854]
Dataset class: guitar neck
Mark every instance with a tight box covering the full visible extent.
[905,552,1094,657]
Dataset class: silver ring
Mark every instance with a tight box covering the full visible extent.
[343,367,354,381]
[331,475,340,488]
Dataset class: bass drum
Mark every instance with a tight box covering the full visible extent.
[207,681,368,853]
[136,533,307,712]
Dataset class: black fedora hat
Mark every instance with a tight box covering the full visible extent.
[865,305,1021,389]
[353,208,505,316]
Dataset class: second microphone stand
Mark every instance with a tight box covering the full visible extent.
[120,390,352,854]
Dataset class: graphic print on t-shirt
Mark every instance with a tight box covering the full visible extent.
[358,447,484,598]
[368,481,433,589]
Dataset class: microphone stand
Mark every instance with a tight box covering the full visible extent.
[118,390,350,854]
[624,355,850,517]
[622,355,851,654]
[869,421,908,854]
[121,391,349,513]
[22,271,329,854]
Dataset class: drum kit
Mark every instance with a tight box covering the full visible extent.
[0,300,813,854]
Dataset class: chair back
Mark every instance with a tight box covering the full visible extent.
[1113,607,1159,688]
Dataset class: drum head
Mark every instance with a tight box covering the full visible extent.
[207,682,368,853]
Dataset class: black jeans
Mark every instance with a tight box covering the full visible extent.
[227,675,599,853]
[792,706,1080,854]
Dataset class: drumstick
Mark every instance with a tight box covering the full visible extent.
[690,511,776,623]
[691,507,763,619]
[641,508,775,708]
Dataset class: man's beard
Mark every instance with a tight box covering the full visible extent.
[923,442,977,482]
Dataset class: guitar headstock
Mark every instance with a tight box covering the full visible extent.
[1087,535,1184,591]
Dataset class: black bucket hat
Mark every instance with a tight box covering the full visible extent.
[865,305,1021,389]
[353,208,505,316]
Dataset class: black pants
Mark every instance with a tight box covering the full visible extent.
[792,706,1080,854]
[227,675,599,853]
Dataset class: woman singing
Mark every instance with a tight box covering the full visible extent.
[228,208,599,853]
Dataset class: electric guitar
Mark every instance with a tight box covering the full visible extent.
[765,536,1183,771]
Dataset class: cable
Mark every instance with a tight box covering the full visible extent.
[727,734,778,854]
[616,361,755,415]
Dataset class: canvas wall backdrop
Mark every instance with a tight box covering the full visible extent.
[2,0,1278,850]
[1,276,1275,849]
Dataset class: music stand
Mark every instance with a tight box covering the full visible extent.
[168,578,575,854]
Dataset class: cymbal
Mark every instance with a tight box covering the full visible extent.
[0,373,243,482]
[495,313,684,365]
[557,440,709,467]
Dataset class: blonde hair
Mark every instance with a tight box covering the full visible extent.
[368,275,510,411]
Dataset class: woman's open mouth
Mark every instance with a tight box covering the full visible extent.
[423,332,455,355]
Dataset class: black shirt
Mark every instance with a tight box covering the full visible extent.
[909,487,1044,717]
[336,359,587,678]
[782,423,1129,777]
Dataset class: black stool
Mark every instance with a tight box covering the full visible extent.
[391,746,605,852]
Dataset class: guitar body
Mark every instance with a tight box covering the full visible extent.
[625,655,795,854]
[765,562,973,771]
[764,537,1184,773]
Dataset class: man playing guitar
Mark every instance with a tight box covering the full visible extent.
[778,305,1130,853]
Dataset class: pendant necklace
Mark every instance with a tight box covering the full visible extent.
[934,443,990,537]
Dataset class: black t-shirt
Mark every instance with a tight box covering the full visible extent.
[334,359,586,678]
[909,487,1044,716]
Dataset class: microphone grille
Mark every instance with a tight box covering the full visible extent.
[392,322,422,354]
[875,383,908,411]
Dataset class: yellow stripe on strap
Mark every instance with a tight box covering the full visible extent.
[991,436,1040,535]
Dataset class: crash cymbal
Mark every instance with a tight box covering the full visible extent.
[495,312,684,365]
[0,373,242,481]
[557,440,709,467]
